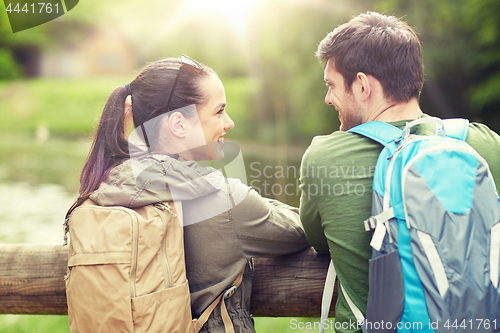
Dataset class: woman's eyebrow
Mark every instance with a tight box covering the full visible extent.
[213,103,227,111]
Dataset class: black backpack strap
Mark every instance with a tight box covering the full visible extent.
[63,193,91,246]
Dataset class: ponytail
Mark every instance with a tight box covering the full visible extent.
[79,85,130,197]
[64,86,129,244]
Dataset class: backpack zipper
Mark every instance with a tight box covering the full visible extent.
[130,210,139,298]
[153,202,173,288]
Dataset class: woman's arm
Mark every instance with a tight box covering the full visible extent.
[230,183,310,259]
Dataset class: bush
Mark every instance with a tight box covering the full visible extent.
[0,48,21,80]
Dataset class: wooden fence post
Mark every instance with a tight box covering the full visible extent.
[0,244,336,317]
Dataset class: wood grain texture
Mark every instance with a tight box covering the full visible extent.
[250,246,337,317]
[0,244,68,314]
[0,244,337,316]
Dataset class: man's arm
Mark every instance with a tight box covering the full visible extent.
[299,149,329,254]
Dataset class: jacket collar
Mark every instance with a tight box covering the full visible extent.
[90,154,223,207]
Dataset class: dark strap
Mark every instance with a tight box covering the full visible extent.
[193,269,245,333]
[63,193,92,246]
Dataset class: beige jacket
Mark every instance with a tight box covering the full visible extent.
[90,154,309,332]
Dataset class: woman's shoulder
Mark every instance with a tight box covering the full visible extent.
[91,155,226,207]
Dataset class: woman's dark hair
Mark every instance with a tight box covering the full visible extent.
[316,12,424,103]
[77,58,215,200]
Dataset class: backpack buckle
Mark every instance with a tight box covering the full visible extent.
[224,286,237,299]
[364,217,376,231]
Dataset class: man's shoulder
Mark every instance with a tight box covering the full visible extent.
[464,121,500,161]
[467,122,500,144]
[301,131,384,181]
[304,130,382,161]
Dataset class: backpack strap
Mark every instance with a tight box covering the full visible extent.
[319,261,336,333]
[193,269,245,333]
[347,121,402,147]
[320,260,366,333]
[348,118,469,143]
[443,118,469,141]
[63,193,92,246]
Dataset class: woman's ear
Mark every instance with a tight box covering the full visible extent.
[168,112,187,138]
[124,96,133,135]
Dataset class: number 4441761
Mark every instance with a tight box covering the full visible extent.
[444,319,498,330]
[6,3,59,14]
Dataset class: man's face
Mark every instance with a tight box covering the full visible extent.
[324,59,363,131]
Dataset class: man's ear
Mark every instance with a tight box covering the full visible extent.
[168,112,187,138]
[353,72,371,102]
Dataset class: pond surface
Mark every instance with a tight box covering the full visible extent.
[0,182,76,244]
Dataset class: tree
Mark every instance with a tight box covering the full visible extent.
[376,0,500,132]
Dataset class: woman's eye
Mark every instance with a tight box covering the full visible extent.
[217,109,224,115]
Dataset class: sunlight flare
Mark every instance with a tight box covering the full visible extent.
[184,0,259,32]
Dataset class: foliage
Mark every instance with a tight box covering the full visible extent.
[0,48,21,80]
[242,1,349,144]
[0,77,130,135]
[375,0,500,132]
[1,0,370,146]
[2,0,500,139]
[0,75,256,137]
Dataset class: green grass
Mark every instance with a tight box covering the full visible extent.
[0,315,70,333]
[0,316,331,333]
[0,77,132,136]
[255,317,334,332]
[0,76,258,139]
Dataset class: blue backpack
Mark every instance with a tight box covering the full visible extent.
[320,117,500,333]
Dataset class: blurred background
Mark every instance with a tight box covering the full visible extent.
[0,0,499,331]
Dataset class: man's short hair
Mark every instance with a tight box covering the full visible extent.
[316,12,424,103]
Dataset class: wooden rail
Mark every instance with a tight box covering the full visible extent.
[0,244,337,317]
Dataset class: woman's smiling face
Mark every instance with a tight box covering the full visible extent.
[195,73,234,161]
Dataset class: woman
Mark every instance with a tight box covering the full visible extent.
[65,55,309,332]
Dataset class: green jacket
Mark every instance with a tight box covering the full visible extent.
[91,154,310,332]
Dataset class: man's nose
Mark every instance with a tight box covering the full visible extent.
[325,90,332,105]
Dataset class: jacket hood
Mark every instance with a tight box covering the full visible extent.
[90,155,224,207]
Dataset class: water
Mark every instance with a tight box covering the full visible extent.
[0,140,306,244]
[0,182,76,244]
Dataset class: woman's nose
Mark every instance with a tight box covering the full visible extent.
[225,113,235,130]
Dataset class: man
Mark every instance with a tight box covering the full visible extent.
[299,11,500,332]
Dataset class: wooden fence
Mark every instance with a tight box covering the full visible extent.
[0,244,337,317]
